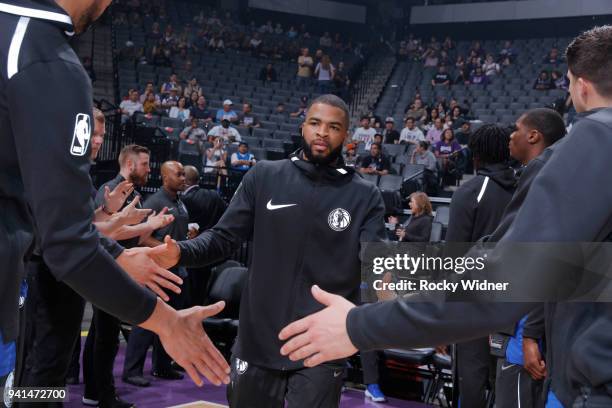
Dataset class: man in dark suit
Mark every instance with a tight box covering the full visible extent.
[182,166,227,306]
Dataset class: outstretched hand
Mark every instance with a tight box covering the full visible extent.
[279,285,358,367]
[148,235,181,269]
[104,180,134,213]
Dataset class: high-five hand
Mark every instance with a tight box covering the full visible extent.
[279,285,358,367]
[116,246,183,301]
[148,235,181,269]
[140,299,231,387]
[104,180,134,213]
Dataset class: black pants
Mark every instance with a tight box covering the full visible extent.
[495,358,544,408]
[123,287,186,377]
[456,337,496,408]
[83,307,122,401]
[227,356,345,408]
[360,350,380,385]
[19,259,85,388]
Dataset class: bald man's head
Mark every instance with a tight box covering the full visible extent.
[161,161,186,193]
[184,165,200,186]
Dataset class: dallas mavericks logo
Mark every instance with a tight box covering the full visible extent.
[235,358,248,375]
[328,208,351,231]
[70,113,91,156]
[3,371,14,407]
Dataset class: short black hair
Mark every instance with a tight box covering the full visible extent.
[370,142,382,150]
[307,94,350,128]
[468,124,510,165]
[566,25,612,97]
[239,142,248,147]
[418,141,429,150]
[519,108,566,147]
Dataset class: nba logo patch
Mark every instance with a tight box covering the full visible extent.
[328,208,351,231]
[70,113,91,156]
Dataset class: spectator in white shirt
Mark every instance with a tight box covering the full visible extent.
[119,89,143,123]
[208,119,242,144]
[169,96,191,122]
[482,54,500,76]
[352,116,377,148]
[399,117,425,145]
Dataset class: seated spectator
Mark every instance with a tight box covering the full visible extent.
[533,70,552,90]
[215,99,238,123]
[320,31,332,48]
[399,117,425,145]
[142,91,161,115]
[370,133,383,151]
[274,23,283,35]
[498,40,516,62]
[314,55,335,93]
[455,121,472,145]
[352,116,377,148]
[237,103,261,128]
[405,98,427,122]
[467,55,481,74]
[187,91,200,109]
[383,117,400,144]
[259,63,278,82]
[469,67,489,85]
[482,54,500,76]
[290,96,309,119]
[455,55,465,70]
[422,108,440,132]
[275,102,288,116]
[151,43,171,67]
[169,96,191,122]
[435,128,462,158]
[190,96,213,124]
[287,26,298,39]
[411,141,437,173]
[208,119,242,144]
[147,21,162,41]
[450,107,465,129]
[161,87,180,111]
[203,137,227,181]
[438,50,451,67]
[343,143,360,167]
[180,118,207,142]
[231,142,256,172]
[394,192,434,242]
[259,20,273,34]
[551,70,569,91]
[209,35,225,52]
[543,47,563,65]
[455,68,470,86]
[422,48,439,67]
[119,89,143,122]
[140,82,160,104]
[436,101,448,119]
[431,65,451,87]
[359,143,390,176]
[249,32,263,55]
[426,118,444,144]
[442,36,454,51]
[183,77,202,98]
[160,73,182,97]
[470,41,485,58]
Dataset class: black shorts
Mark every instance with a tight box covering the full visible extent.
[227,356,345,408]
[495,358,544,408]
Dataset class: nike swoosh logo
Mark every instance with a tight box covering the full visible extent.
[501,363,516,371]
[266,200,297,210]
[333,370,343,378]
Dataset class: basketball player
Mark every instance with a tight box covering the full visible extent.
[150,94,388,407]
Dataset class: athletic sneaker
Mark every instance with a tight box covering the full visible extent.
[82,396,99,406]
[365,384,387,403]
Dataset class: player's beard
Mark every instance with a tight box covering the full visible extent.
[128,169,148,187]
[301,138,343,166]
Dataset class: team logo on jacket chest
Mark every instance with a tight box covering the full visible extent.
[70,113,91,156]
[328,208,351,231]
